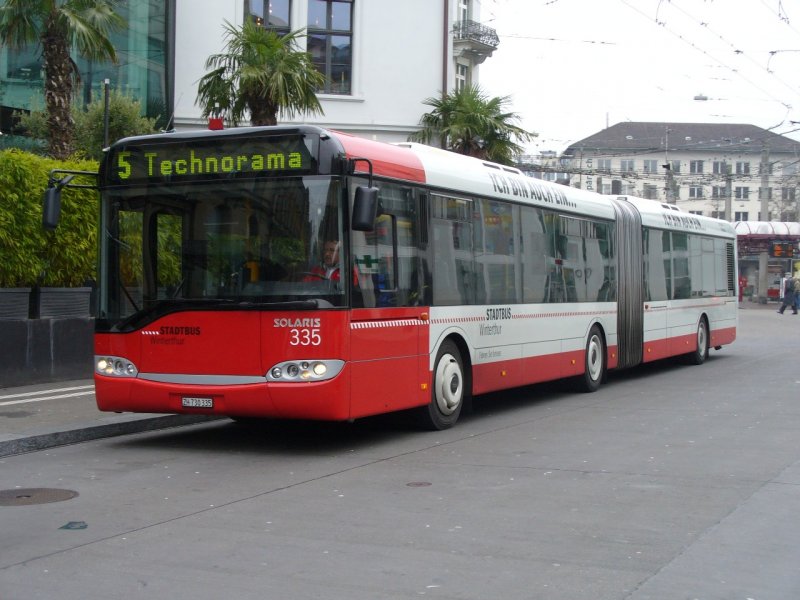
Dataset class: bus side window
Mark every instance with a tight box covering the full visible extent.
[432,194,474,305]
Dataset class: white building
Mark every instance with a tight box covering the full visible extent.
[172,0,499,142]
[556,122,800,222]
[1,1,498,144]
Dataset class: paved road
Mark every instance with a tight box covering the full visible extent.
[1,302,799,599]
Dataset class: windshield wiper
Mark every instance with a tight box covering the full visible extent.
[112,298,235,331]
[234,299,334,310]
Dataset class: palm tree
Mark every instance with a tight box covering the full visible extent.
[0,0,124,159]
[197,19,324,127]
[410,84,535,165]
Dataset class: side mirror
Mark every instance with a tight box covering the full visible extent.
[352,186,379,231]
[42,187,62,230]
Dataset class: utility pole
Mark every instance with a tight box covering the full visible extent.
[663,127,674,203]
[757,141,771,303]
[724,162,732,221]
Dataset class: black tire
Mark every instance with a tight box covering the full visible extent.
[687,317,709,365]
[416,340,467,430]
[577,325,605,393]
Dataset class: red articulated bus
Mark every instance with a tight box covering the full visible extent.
[65,125,736,429]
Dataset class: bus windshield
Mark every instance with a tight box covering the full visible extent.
[97,176,345,331]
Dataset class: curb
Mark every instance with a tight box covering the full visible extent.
[0,414,224,458]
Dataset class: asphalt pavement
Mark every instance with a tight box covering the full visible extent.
[0,299,777,459]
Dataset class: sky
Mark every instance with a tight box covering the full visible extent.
[478,0,800,154]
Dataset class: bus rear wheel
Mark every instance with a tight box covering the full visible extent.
[686,317,709,365]
[577,325,605,393]
[417,340,466,430]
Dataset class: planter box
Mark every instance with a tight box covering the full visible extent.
[0,288,31,320]
[37,287,92,318]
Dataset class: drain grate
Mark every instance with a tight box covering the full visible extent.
[0,488,79,506]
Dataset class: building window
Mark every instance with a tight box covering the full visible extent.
[620,159,635,174]
[455,63,469,91]
[250,0,292,32]
[711,186,725,198]
[713,161,728,175]
[782,187,796,202]
[690,160,704,174]
[308,0,353,94]
[734,186,750,199]
[735,161,750,175]
[5,45,42,81]
[643,159,658,173]
[689,186,704,198]
[597,159,611,172]
[759,162,774,176]
[711,210,723,219]
[643,184,658,199]
[735,211,748,221]
[669,160,681,173]
[688,210,703,215]
[458,0,470,21]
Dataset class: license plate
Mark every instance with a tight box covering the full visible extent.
[182,397,213,409]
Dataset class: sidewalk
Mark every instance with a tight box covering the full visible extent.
[0,379,221,458]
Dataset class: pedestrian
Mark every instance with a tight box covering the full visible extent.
[794,274,800,311]
[777,272,797,314]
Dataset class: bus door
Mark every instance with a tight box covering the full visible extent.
[349,185,428,418]
[641,228,669,362]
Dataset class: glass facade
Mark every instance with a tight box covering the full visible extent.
[0,0,172,133]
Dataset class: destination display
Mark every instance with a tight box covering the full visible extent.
[105,133,317,185]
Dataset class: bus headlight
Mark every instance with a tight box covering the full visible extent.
[95,355,139,378]
[267,360,344,382]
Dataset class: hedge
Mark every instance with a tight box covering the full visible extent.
[0,150,99,288]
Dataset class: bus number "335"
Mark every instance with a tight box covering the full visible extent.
[289,328,321,346]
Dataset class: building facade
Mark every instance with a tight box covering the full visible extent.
[0,0,498,144]
[0,0,172,135]
[545,122,800,222]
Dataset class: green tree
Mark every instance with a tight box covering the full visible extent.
[74,91,157,160]
[17,92,157,160]
[410,84,535,165]
[196,19,324,127]
[0,0,124,160]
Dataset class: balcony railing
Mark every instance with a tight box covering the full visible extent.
[453,20,499,50]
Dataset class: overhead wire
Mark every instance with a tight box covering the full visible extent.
[665,0,798,101]
[618,0,796,120]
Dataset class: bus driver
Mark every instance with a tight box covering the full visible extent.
[305,240,341,281]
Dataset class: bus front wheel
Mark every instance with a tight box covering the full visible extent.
[417,340,466,430]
